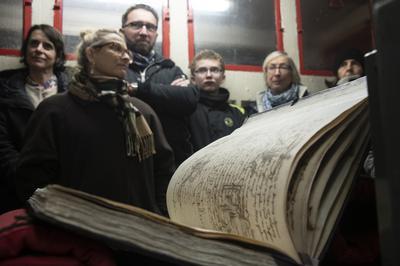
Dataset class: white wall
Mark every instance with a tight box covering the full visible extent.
[0,56,22,70]
[280,0,328,95]
[0,0,55,70]
[0,0,328,102]
[168,0,329,103]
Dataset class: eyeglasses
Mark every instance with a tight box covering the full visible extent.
[95,42,132,59]
[123,21,158,32]
[266,64,291,73]
[194,67,223,75]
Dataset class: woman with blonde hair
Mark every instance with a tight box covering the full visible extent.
[16,29,174,215]
[256,50,308,112]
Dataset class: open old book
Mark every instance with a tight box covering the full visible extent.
[27,77,369,266]
[166,77,369,264]
[28,184,294,266]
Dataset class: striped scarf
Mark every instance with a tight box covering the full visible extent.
[68,72,155,161]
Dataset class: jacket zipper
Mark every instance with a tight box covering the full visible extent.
[139,61,163,83]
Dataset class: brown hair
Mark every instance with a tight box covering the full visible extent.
[189,49,225,77]
[20,24,66,72]
[121,4,159,27]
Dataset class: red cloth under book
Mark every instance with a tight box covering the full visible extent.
[0,209,116,266]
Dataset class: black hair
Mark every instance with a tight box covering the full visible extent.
[20,24,66,72]
[121,4,159,27]
[333,48,365,76]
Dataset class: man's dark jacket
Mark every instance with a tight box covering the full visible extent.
[126,53,199,166]
[0,68,68,214]
[189,88,246,152]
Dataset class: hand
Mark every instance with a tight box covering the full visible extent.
[171,77,190,87]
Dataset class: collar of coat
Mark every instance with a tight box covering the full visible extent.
[199,87,230,108]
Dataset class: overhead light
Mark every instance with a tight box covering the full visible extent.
[192,0,231,12]
[65,0,163,8]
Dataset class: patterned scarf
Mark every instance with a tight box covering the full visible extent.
[132,50,156,70]
[25,75,58,108]
[68,72,155,161]
[262,83,300,111]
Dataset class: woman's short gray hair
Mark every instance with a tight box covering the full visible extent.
[76,29,125,73]
[262,50,301,85]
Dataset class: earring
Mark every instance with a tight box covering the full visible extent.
[90,61,95,75]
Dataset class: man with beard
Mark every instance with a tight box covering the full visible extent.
[121,4,199,167]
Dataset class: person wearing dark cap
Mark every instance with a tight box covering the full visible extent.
[322,51,380,266]
[334,48,365,85]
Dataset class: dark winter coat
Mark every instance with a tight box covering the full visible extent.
[189,88,246,152]
[0,68,68,214]
[126,53,199,166]
[15,91,175,215]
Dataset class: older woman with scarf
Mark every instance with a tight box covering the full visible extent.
[256,51,308,112]
[16,29,175,215]
[0,24,68,214]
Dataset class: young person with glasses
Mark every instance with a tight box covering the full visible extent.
[256,51,308,112]
[120,4,199,167]
[188,50,246,152]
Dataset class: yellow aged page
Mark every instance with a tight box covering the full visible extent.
[167,77,368,264]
